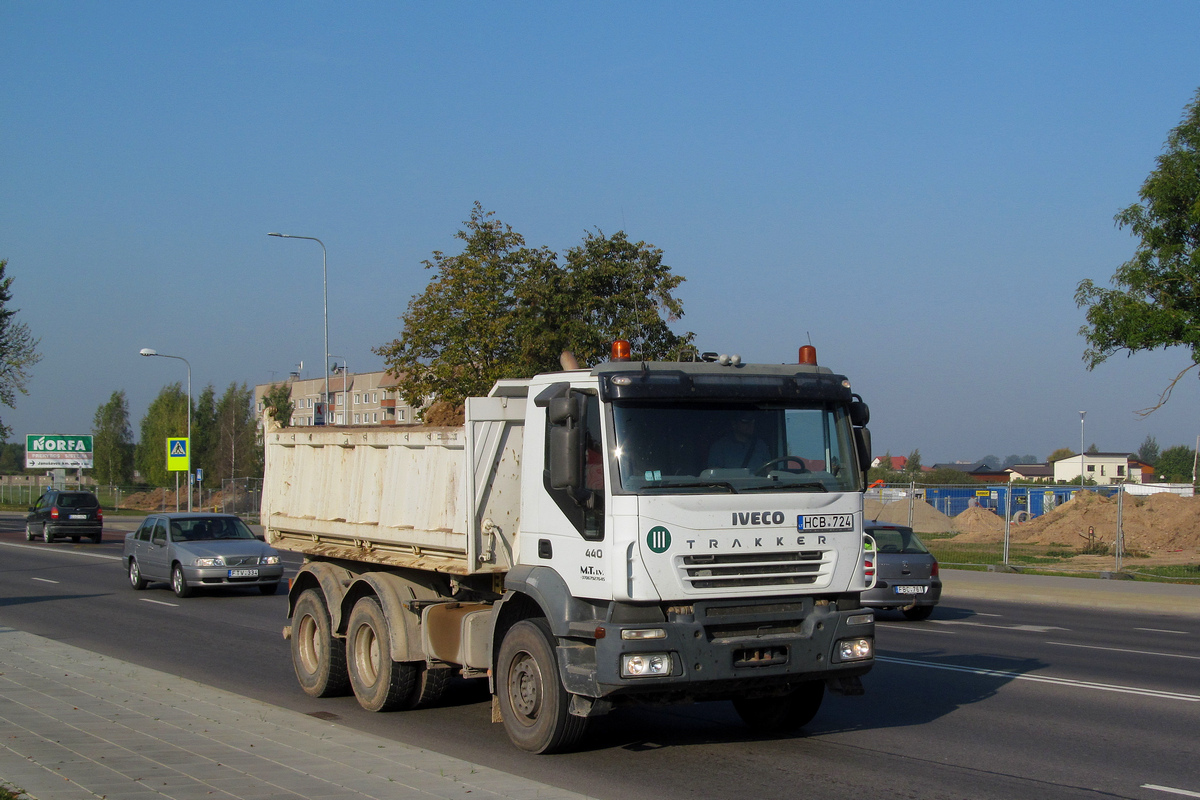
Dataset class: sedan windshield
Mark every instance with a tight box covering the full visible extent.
[169,517,256,542]
[612,402,861,494]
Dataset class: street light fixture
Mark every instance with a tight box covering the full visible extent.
[140,348,192,512]
[269,232,329,425]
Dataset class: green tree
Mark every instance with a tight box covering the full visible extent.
[213,383,260,482]
[0,442,25,474]
[1087,443,1100,454]
[375,204,695,413]
[262,383,295,427]
[1048,447,1076,464]
[192,385,218,480]
[92,390,134,484]
[0,260,42,439]
[905,449,922,473]
[1076,89,1200,412]
[1137,434,1160,465]
[136,383,188,486]
[1153,444,1196,483]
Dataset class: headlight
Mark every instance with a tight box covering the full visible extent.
[835,637,873,662]
[846,613,874,626]
[621,653,671,678]
[261,555,280,565]
[194,557,225,567]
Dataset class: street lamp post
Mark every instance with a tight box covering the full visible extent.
[140,348,192,512]
[268,232,329,425]
[1079,411,1086,494]
[329,356,348,425]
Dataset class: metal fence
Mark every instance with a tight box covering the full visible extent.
[3,480,261,522]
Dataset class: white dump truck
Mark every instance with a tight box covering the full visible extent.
[263,342,877,753]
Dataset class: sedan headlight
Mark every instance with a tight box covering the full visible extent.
[621,653,671,678]
[194,557,225,567]
[261,555,280,565]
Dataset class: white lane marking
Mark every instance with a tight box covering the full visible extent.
[0,540,121,561]
[140,598,179,608]
[1143,785,1200,798]
[1047,641,1200,661]
[1135,628,1190,635]
[876,623,956,634]
[974,612,1003,617]
[931,620,1068,633]
[30,577,59,584]
[876,656,1200,702]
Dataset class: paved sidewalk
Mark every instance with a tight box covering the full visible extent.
[0,627,590,800]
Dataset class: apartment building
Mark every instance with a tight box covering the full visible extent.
[254,370,420,427]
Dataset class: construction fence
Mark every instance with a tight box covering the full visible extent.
[3,479,262,522]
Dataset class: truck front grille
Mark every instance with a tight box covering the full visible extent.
[678,550,832,590]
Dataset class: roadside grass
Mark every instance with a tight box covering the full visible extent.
[0,784,26,800]
[922,537,1200,584]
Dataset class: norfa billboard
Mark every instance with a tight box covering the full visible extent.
[26,434,94,469]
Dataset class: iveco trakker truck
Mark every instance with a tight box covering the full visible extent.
[262,342,877,753]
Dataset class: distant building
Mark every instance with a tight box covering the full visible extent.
[1050,452,1143,485]
[254,371,419,427]
[870,455,908,470]
[1004,463,1053,482]
[929,461,1008,483]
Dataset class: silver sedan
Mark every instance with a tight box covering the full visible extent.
[123,513,284,598]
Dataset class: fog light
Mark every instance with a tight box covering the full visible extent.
[621,653,671,677]
[836,637,873,662]
[621,628,666,640]
[846,613,874,626]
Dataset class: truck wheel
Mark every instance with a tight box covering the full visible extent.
[128,559,147,590]
[406,665,451,709]
[902,605,934,621]
[291,589,350,697]
[497,618,587,754]
[346,596,416,712]
[733,681,824,734]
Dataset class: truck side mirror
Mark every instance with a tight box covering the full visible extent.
[855,427,872,486]
[548,394,586,492]
[850,395,870,427]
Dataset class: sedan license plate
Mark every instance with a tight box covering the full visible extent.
[228,568,259,578]
[797,514,854,532]
[894,585,926,595]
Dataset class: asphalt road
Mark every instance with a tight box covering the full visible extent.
[1,512,1197,800]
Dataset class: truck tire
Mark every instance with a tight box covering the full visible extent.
[497,618,587,754]
[346,596,417,712]
[406,665,451,709]
[292,589,350,698]
[733,680,824,734]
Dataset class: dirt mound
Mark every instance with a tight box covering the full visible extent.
[865,498,955,533]
[949,506,1006,541]
[1011,491,1200,551]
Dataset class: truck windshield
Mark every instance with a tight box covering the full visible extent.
[611,402,862,494]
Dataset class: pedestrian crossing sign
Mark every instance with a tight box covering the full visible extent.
[167,437,190,471]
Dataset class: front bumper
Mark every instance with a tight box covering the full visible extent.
[559,596,874,703]
[184,564,284,588]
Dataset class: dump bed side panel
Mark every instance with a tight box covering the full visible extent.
[263,426,473,573]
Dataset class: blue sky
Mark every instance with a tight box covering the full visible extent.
[3,1,1199,464]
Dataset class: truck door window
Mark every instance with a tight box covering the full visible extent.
[544,392,604,541]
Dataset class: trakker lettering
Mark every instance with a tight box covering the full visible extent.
[686,534,827,549]
[731,511,787,525]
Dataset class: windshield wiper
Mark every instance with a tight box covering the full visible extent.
[645,481,738,494]
[741,482,829,493]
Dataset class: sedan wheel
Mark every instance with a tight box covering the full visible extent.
[25,523,34,542]
[171,564,193,598]
[128,559,147,590]
[42,526,53,544]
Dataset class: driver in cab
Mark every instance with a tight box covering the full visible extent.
[707,414,770,470]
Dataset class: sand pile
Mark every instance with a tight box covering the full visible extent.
[864,498,955,533]
[948,506,1006,540]
[1012,491,1200,551]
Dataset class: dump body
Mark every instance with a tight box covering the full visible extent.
[262,393,524,575]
